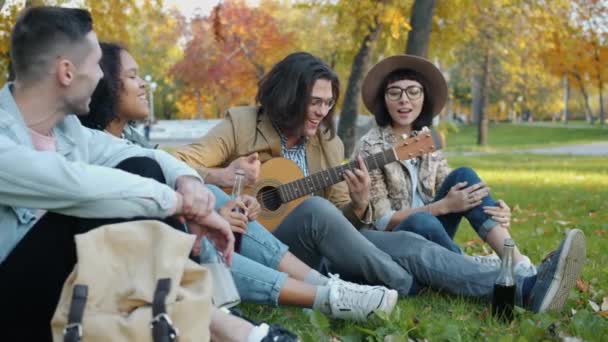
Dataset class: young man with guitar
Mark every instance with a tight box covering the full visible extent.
[175,52,587,314]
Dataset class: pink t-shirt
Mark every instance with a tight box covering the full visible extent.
[30,129,56,220]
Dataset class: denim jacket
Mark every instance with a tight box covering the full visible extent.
[0,84,200,263]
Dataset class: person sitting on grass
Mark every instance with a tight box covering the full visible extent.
[79,41,398,322]
[353,54,536,277]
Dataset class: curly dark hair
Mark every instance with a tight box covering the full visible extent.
[256,52,339,139]
[373,69,434,131]
[79,42,125,130]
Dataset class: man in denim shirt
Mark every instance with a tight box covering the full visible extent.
[0,7,236,341]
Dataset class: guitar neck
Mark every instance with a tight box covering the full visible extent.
[278,148,398,203]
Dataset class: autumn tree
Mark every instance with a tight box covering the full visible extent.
[171,0,293,119]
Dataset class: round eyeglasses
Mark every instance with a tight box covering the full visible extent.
[309,97,336,110]
[385,85,424,102]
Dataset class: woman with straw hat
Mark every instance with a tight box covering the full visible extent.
[354,55,536,276]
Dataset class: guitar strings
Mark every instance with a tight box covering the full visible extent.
[255,133,434,203]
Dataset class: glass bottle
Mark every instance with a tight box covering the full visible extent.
[231,169,246,252]
[491,238,516,322]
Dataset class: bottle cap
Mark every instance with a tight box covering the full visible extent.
[235,169,246,176]
[503,238,515,247]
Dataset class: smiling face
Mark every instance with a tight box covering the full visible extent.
[384,79,424,133]
[116,50,149,121]
[303,78,334,138]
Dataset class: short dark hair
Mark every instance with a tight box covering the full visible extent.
[256,52,339,139]
[10,6,93,83]
[80,42,125,130]
[373,69,434,131]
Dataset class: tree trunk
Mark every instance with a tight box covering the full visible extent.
[405,0,437,57]
[338,19,383,158]
[573,73,595,123]
[596,49,605,127]
[471,72,482,124]
[563,75,569,123]
[195,89,203,119]
[477,49,490,146]
[0,1,6,11]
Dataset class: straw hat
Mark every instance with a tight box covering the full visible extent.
[361,54,448,117]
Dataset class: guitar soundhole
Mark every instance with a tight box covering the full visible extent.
[257,186,282,211]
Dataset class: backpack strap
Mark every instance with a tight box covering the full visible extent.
[63,284,88,342]
[151,278,179,342]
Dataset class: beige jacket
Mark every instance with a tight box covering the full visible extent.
[354,124,451,224]
[174,106,371,228]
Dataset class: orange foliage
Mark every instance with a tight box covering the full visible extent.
[171,0,294,118]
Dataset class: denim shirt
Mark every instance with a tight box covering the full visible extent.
[0,84,200,263]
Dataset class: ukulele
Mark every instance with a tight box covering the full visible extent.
[244,129,442,231]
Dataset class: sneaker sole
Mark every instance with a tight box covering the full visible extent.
[538,229,586,312]
[379,289,398,316]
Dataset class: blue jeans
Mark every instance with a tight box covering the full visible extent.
[206,185,289,306]
[394,167,499,253]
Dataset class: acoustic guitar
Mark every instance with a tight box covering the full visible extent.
[244,130,442,231]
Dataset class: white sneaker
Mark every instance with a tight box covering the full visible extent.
[468,254,537,277]
[326,274,398,321]
[468,253,502,268]
[514,256,537,277]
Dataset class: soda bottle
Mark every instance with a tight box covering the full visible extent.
[231,169,246,252]
[491,238,516,322]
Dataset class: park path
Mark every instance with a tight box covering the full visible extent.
[446,142,608,157]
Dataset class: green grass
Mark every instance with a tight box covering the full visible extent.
[444,123,608,153]
[243,154,608,341]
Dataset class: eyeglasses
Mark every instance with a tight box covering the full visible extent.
[309,97,336,110]
[385,85,424,102]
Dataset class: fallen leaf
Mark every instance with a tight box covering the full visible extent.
[589,300,600,312]
[464,239,484,247]
[602,297,608,311]
[593,230,606,236]
[576,279,589,293]
[598,311,608,318]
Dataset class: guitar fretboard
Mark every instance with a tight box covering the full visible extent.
[278,148,398,203]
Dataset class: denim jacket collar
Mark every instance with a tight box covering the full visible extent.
[0,83,76,158]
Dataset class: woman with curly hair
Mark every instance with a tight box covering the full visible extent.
[80,42,154,148]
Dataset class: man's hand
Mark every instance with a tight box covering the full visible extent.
[225,153,260,186]
[188,211,235,266]
[343,156,371,214]
[241,194,261,221]
[483,199,511,229]
[442,181,490,214]
[218,200,249,234]
[175,176,215,221]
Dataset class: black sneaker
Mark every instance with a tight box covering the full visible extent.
[526,229,586,313]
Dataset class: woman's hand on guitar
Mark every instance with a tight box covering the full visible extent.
[241,194,261,221]
[219,200,249,234]
[226,153,260,185]
[344,156,371,213]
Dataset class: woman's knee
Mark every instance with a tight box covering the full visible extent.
[398,212,444,237]
[451,166,481,183]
